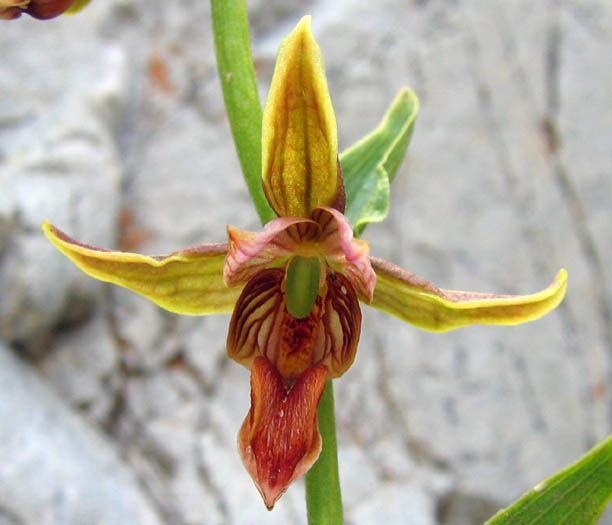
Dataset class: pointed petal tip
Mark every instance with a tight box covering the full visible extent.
[556,267,568,285]
[238,358,327,509]
[294,14,312,33]
[42,219,56,237]
[551,267,568,304]
[259,479,290,511]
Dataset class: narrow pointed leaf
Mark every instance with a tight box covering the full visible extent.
[369,257,567,331]
[43,221,241,315]
[486,433,612,524]
[341,88,419,236]
[262,15,341,218]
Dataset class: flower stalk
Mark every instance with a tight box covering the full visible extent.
[210,0,275,225]
[305,380,344,525]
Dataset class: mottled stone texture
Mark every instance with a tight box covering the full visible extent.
[1,1,611,524]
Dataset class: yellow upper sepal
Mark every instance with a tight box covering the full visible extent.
[42,220,241,315]
[262,15,341,218]
[369,257,568,332]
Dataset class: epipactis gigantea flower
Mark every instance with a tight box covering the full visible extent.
[43,16,567,510]
[0,0,88,19]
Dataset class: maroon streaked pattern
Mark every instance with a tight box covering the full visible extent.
[226,267,361,379]
[238,356,328,509]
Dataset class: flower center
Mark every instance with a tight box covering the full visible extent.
[285,255,321,319]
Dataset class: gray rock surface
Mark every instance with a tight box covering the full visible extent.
[0,341,161,525]
[0,9,125,353]
[1,0,611,523]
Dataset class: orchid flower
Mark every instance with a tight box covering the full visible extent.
[43,16,567,510]
[0,0,88,19]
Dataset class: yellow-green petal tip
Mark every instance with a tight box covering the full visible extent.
[370,257,568,332]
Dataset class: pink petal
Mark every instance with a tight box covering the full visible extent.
[315,207,376,302]
[224,216,315,286]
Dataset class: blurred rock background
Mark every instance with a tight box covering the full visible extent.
[1,0,611,523]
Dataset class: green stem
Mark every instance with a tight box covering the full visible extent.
[210,0,276,225]
[305,380,344,525]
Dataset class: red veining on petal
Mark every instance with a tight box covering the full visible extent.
[227,268,362,379]
[321,270,362,377]
[227,268,285,372]
[276,294,326,378]
[238,357,328,510]
[227,268,325,378]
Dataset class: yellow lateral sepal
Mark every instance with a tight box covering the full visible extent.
[43,220,241,315]
[370,257,568,332]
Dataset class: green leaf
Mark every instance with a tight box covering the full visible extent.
[486,433,612,525]
[340,88,419,237]
[210,0,276,226]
